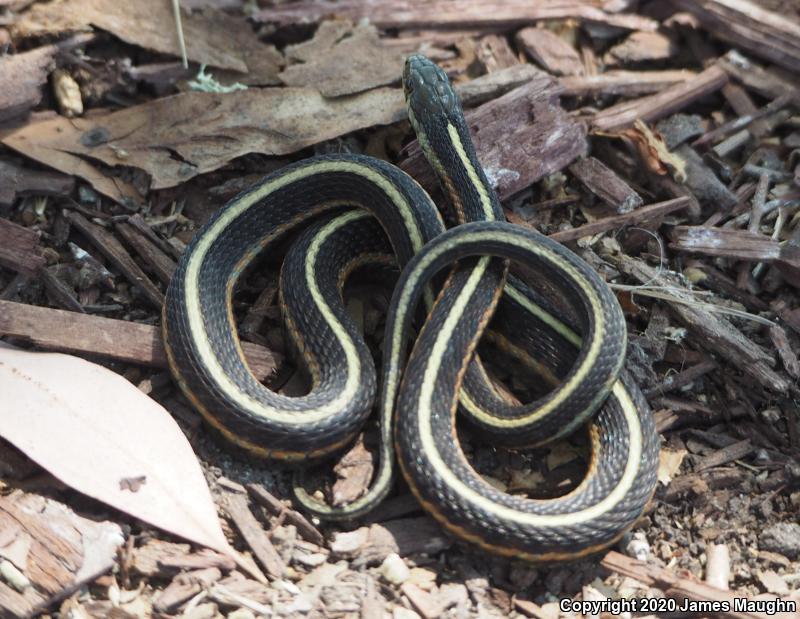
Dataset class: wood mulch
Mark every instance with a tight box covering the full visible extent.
[1,1,799,618]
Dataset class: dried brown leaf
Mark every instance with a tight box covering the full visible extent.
[0,346,234,560]
[11,0,282,82]
[2,64,540,202]
[658,447,687,485]
[614,120,687,182]
[0,46,57,123]
[332,434,374,506]
[2,88,406,198]
[279,21,405,97]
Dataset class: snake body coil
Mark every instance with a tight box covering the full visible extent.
[163,55,659,560]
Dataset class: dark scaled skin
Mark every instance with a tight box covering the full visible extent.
[163,53,659,559]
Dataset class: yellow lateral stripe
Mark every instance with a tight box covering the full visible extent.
[183,162,426,424]
[420,294,641,526]
[504,284,583,347]
[391,229,605,426]
[446,123,495,220]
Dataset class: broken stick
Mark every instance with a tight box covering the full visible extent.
[0,300,280,380]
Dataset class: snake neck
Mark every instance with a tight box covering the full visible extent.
[404,54,503,226]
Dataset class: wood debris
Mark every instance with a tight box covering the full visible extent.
[222,491,284,579]
[279,21,404,97]
[593,64,729,132]
[604,30,679,66]
[0,160,74,208]
[402,69,587,200]
[549,196,690,242]
[0,35,90,123]
[12,0,283,81]
[64,210,164,308]
[0,300,279,379]
[1,0,800,616]
[603,551,799,619]
[569,156,642,213]
[672,0,800,73]
[0,216,44,276]
[0,491,124,618]
[560,69,695,97]
[254,1,659,32]
[515,27,585,77]
[609,253,792,393]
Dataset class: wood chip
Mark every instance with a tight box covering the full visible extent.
[114,221,176,286]
[672,0,800,73]
[675,144,738,210]
[602,551,798,619]
[254,1,659,32]
[718,52,796,99]
[40,267,84,313]
[515,27,584,76]
[592,64,728,132]
[245,483,324,547]
[560,69,694,97]
[360,518,452,566]
[604,31,678,65]
[0,160,75,207]
[694,439,753,472]
[332,434,374,506]
[769,325,800,379]
[569,156,642,213]
[401,582,444,619]
[0,300,279,380]
[154,568,222,613]
[549,196,690,242]
[0,491,124,619]
[223,493,285,579]
[0,36,89,122]
[0,216,44,276]
[610,254,791,392]
[63,210,163,308]
[756,570,790,596]
[131,539,192,577]
[158,549,237,573]
[475,33,520,74]
[671,226,780,261]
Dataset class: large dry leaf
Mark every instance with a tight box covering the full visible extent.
[11,0,283,82]
[2,87,406,198]
[280,21,406,97]
[1,66,537,201]
[0,347,232,559]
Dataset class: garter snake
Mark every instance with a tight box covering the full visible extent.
[163,54,659,560]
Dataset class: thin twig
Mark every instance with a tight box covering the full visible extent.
[171,0,188,69]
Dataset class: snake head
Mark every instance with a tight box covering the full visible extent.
[403,54,461,123]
